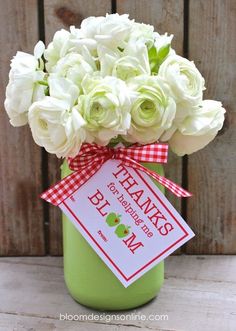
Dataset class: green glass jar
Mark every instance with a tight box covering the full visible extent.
[61,161,164,311]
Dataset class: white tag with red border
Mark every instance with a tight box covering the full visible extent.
[60,159,194,287]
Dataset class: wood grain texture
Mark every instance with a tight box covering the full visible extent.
[0,314,144,331]
[116,0,184,215]
[44,0,112,255]
[0,256,236,331]
[0,1,45,255]
[186,0,236,253]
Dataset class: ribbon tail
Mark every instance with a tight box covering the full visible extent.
[40,163,102,206]
[147,170,192,197]
[121,159,192,198]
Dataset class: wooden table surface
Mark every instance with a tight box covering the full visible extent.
[0,256,235,331]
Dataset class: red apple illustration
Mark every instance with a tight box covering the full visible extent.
[106,212,121,227]
[115,224,131,238]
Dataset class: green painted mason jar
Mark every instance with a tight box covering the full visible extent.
[61,160,164,311]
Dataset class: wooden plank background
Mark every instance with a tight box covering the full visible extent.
[0,0,235,256]
[0,0,45,255]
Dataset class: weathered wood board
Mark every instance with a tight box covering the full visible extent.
[186,0,236,254]
[0,0,45,255]
[0,256,235,331]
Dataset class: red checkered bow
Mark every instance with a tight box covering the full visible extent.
[41,143,192,206]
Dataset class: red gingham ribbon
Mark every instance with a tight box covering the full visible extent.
[41,143,192,206]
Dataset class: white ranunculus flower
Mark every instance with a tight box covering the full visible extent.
[129,22,154,47]
[45,27,97,71]
[97,43,150,80]
[153,32,173,52]
[158,55,205,106]
[69,26,98,57]
[80,16,105,38]
[5,41,46,127]
[169,100,225,155]
[48,75,80,107]
[96,44,121,77]
[159,103,196,142]
[112,55,150,80]
[77,75,131,145]
[125,75,176,144]
[81,14,133,49]
[96,13,133,48]
[52,53,95,88]
[28,96,86,158]
[121,38,151,77]
[44,29,72,72]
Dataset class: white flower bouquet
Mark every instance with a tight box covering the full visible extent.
[4,13,227,311]
[5,13,225,158]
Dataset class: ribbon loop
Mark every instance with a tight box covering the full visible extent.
[41,143,192,206]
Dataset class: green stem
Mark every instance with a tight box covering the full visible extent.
[37,80,48,86]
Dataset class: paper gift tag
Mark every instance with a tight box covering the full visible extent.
[60,159,194,287]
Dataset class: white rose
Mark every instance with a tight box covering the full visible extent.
[169,100,225,155]
[28,97,86,158]
[5,41,46,127]
[125,75,176,144]
[77,75,131,145]
[52,53,95,88]
[158,55,205,106]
